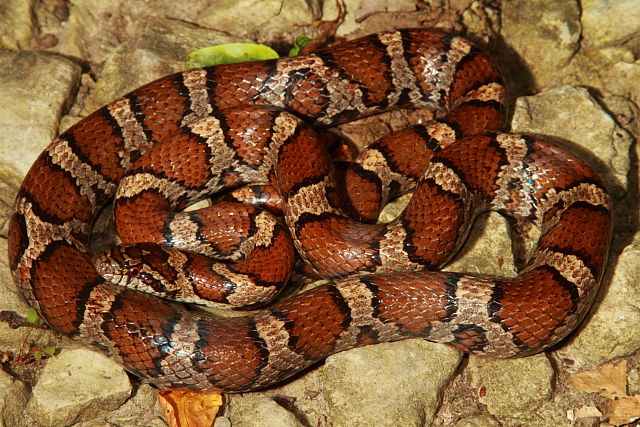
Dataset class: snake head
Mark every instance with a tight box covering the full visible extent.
[94,243,178,297]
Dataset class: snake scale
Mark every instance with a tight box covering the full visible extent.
[8,28,612,392]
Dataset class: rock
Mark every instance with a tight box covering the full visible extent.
[323,0,365,37]
[581,0,640,50]
[602,60,640,105]
[104,384,164,426]
[0,0,36,50]
[198,0,319,47]
[0,50,81,178]
[321,340,462,427]
[461,1,501,42]
[50,0,234,64]
[556,240,640,369]
[27,347,132,426]
[469,353,554,416]
[444,212,517,278]
[227,394,304,427]
[455,414,500,427]
[511,85,632,195]
[83,18,252,113]
[501,0,581,87]
[0,369,30,426]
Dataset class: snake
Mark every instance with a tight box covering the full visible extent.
[7,28,612,393]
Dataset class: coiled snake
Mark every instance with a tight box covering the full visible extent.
[8,28,611,392]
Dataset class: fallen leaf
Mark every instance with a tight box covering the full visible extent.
[574,405,602,419]
[158,388,223,427]
[570,360,628,398]
[609,395,640,425]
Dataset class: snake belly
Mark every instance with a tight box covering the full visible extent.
[7,28,612,392]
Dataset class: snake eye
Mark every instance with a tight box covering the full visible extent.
[139,271,154,284]
[128,266,140,277]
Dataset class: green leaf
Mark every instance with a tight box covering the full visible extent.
[43,346,56,357]
[288,35,316,56]
[33,350,43,361]
[26,308,44,327]
[26,308,38,324]
[186,43,279,69]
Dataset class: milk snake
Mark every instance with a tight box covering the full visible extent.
[8,28,612,392]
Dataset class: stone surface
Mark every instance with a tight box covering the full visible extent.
[199,0,319,47]
[581,0,640,50]
[469,354,554,416]
[0,0,36,50]
[511,85,632,194]
[227,394,304,427]
[455,415,500,427]
[501,0,581,87]
[444,212,517,278]
[0,369,30,427]
[0,50,81,179]
[103,384,164,426]
[48,0,238,64]
[27,347,132,426]
[322,340,462,427]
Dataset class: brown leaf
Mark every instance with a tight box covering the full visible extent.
[570,360,628,399]
[158,388,223,427]
[609,395,640,425]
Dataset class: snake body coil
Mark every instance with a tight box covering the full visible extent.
[8,29,611,392]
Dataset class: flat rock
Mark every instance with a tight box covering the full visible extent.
[321,340,462,427]
[27,347,132,426]
[0,369,30,426]
[0,50,81,178]
[581,0,640,49]
[0,0,36,50]
[198,0,319,47]
[227,394,304,427]
[469,354,554,416]
[49,0,235,64]
[511,85,632,194]
[501,0,580,87]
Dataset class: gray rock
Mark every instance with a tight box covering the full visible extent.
[0,369,29,427]
[455,414,501,427]
[198,0,319,46]
[321,340,462,427]
[0,0,36,50]
[501,0,581,87]
[50,0,242,64]
[27,347,131,426]
[469,353,554,416]
[0,50,81,178]
[461,1,501,42]
[602,60,640,105]
[104,384,164,426]
[83,18,252,113]
[511,85,632,194]
[444,212,517,279]
[227,394,304,427]
[581,0,640,49]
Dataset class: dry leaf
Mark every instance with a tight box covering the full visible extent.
[609,395,640,425]
[570,360,628,398]
[158,388,223,427]
[574,405,602,419]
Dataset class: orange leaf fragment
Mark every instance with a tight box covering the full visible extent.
[609,395,640,425]
[158,388,223,427]
[569,360,628,398]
